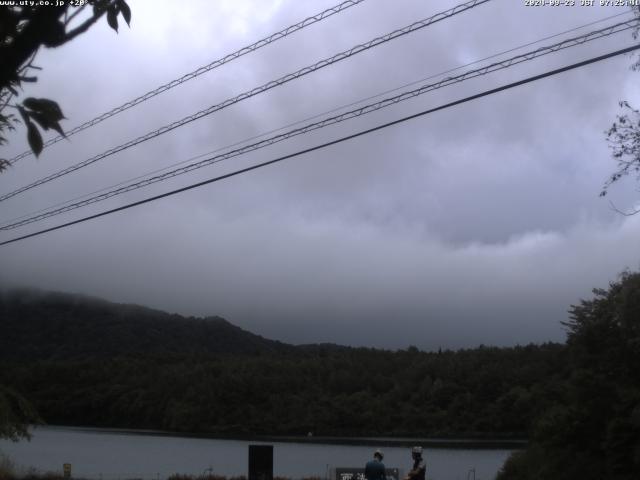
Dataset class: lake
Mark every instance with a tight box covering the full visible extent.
[0,427,514,480]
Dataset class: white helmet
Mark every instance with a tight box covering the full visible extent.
[374,449,384,460]
[411,446,423,455]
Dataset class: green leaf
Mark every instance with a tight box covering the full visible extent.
[30,113,62,136]
[50,121,66,138]
[92,0,109,16]
[25,107,66,139]
[16,106,29,125]
[26,121,43,157]
[28,111,51,131]
[42,20,67,47]
[118,0,131,26]
[107,6,119,32]
[23,97,65,121]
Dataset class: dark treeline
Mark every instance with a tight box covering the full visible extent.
[0,343,565,437]
[0,289,293,360]
[0,288,565,438]
[497,271,640,480]
[1,274,639,479]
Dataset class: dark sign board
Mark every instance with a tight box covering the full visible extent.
[249,445,273,480]
[335,467,401,480]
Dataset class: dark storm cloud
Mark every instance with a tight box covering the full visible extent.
[1,0,639,349]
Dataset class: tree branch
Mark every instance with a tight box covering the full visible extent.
[0,7,66,90]
[64,5,87,27]
[0,91,13,112]
[608,200,640,216]
[62,1,116,43]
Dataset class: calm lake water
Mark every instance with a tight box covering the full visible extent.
[0,427,513,480]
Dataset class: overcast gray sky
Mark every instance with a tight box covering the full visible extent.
[1,0,639,350]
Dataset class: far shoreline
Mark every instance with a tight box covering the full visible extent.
[31,425,527,450]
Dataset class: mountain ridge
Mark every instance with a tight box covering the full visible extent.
[0,288,295,360]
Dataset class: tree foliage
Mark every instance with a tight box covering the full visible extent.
[600,5,640,213]
[0,0,131,442]
[0,344,567,438]
[0,289,568,439]
[498,272,640,480]
[602,101,640,209]
[2,273,639,471]
[0,385,40,441]
[0,0,131,168]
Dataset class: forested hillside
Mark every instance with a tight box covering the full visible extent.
[2,275,639,480]
[0,289,292,359]
[0,343,565,437]
[497,272,640,480]
[0,288,567,438]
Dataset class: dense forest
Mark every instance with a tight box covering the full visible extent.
[1,274,639,478]
[0,289,566,438]
[0,344,566,438]
[0,290,293,359]
[496,271,640,480]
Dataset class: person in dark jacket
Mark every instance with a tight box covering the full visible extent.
[365,449,386,480]
[404,446,425,480]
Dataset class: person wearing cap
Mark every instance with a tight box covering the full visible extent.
[365,449,386,480]
[404,446,425,480]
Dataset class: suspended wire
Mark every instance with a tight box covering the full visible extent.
[0,0,491,203]
[16,6,624,225]
[8,8,630,227]
[2,18,636,229]
[3,7,630,228]
[7,0,368,165]
[344,9,635,111]
[1,18,637,232]
[1,43,638,248]
[12,9,629,224]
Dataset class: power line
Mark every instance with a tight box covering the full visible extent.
[7,0,368,165]
[0,0,491,203]
[345,10,635,110]
[2,18,636,231]
[1,43,638,248]
[4,9,628,229]
[3,18,636,229]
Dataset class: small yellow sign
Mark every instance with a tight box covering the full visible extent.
[63,463,71,479]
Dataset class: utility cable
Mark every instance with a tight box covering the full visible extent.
[1,18,636,231]
[1,43,638,247]
[3,9,628,228]
[7,0,368,165]
[0,0,491,203]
